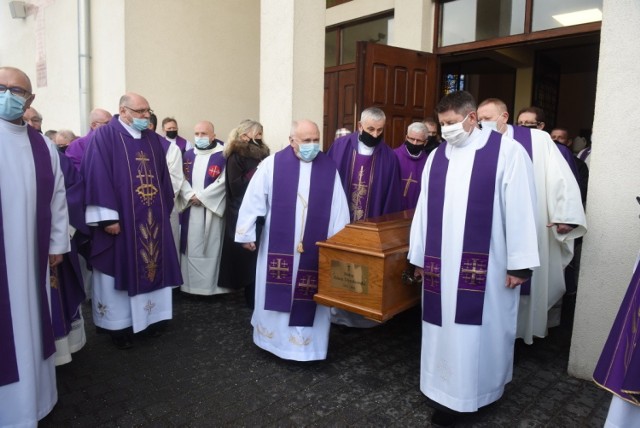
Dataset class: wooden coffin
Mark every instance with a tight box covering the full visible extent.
[314,210,420,322]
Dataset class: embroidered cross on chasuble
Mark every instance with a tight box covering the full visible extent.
[264,146,335,326]
[349,153,375,222]
[423,131,501,326]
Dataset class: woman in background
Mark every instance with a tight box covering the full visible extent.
[219,120,270,308]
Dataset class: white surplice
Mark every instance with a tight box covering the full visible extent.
[0,120,70,427]
[177,145,230,295]
[166,141,184,255]
[408,128,540,412]
[505,126,587,344]
[604,396,640,428]
[236,152,350,361]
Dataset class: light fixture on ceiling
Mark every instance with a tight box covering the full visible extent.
[552,8,602,27]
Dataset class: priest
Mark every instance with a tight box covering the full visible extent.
[593,239,640,427]
[178,121,230,296]
[394,121,430,210]
[81,92,182,349]
[327,106,402,221]
[477,98,586,344]
[408,91,540,426]
[0,66,69,427]
[236,119,349,361]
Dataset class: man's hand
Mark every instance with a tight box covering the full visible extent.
[242,242,257,252]
[415,266,424,279]
[547,223,573,234]
[105,222,121,235]
[49,254,63,267]
[505,274,526,289]
[190,195,202,206]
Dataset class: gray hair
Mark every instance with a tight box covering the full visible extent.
[407,122,428,137]
[360,107,386,123]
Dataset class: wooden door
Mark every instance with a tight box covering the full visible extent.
[324,42,438,150]
[324,64,357,149]
[356,42,438,149]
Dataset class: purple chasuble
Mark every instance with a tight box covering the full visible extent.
[327,132,402,221]
[423,131,501,326]
[65,129,94,171]
[593,261,640,404]
[0,127,56,386]
[179,148,226,254]
[265,147,335,326]
[50,153,87,339]
[81,115,182,296]
[394,145,428,210]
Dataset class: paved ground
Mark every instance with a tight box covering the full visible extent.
[40,292,611,427]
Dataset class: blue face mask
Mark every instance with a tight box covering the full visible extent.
[298,142,320,162]
[131,117,149,131]
[194,136,211,149]
[0,91,27,121]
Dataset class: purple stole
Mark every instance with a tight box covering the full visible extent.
[348,153,375,222]
[265,147,334,326]
[176,136,188,153]
[512,126,533,296]
[179,149,226,254]
[423,131,501,326]
[578,146,591,161]
[0,127,56,386]
[593,262,640,404]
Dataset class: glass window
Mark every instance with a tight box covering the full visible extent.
[325,28,339,67]
[341,16,389,64]
[532,0,602,32]
[440,0,526,47]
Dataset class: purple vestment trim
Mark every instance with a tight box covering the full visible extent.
[454,131,501,325]
[512,126,533,160]
[265,147,334,326]
[593,261,640,404]
[423,131,501,326]
[179,149,225,254]
[348,153,374,222]
[578,146,591,161]
[1,128,56,386]
[176,136,188,153]
[422,143,448,325]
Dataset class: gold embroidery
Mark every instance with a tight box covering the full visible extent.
[139,208,160,281]
[256,323,274,339]
[50,265,59,289]
[460,258,488,286]
[402,172,418,197]
[350,166,368,221]
[135,151,159,206]
[297,274,317,296]
[269,258,290,280]
[289,334,312,346]
[424,261,441,289]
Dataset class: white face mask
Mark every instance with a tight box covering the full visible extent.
[441,113,471,147]
[480,120,497,132]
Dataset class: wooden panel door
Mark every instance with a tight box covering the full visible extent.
[324,64,357,149]
[356,42,438,149]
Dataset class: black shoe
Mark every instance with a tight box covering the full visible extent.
[111,333,133,350]
[431,409,457,427]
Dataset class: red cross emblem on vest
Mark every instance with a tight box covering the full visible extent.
[208,165,221,179]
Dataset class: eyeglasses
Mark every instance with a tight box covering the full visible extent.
[0,85,31,99]
[406,136,426,144]
[124,106,154,115]
[517,121,540,128]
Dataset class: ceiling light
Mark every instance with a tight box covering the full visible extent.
[552,8,602,27]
